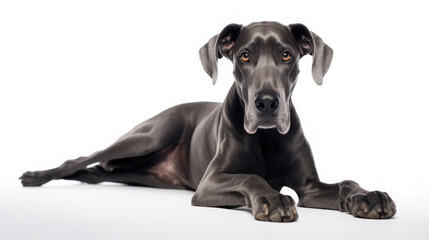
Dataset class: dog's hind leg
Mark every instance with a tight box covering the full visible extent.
[20,116,184,187]
[62,166,186,189]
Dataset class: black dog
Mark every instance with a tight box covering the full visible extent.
[20,22,396,222]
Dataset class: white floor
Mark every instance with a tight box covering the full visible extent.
[1,178,427,240]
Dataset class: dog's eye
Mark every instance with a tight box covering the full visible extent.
[241,52,250,62]
[282,52,291,62]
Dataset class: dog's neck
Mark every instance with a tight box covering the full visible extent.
[220,84,246,132]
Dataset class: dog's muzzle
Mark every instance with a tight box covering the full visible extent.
[244,94,291,135]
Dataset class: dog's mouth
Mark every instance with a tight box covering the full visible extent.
[244,115,290,135]
[258,120,277,129]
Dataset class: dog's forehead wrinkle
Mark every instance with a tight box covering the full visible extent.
[244,22,292,39]
[245,21,286,33]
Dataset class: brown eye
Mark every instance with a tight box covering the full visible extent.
[241,52,250,62]
[282,52,291,61]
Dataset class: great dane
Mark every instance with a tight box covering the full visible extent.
[20,21,396,222]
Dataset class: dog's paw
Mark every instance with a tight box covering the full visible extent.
[252,193,298,222]
[20,171,52,187]
[344,191,396,219]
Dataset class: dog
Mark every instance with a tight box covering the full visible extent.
[20,21,396,222]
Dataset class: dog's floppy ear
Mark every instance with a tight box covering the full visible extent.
[199,24,242,85]
[289,24,333,85]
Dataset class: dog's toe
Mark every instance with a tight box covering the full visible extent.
[348,191,396,219]
[253,193,298,222]
[20,171,51,187]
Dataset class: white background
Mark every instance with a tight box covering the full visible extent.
[1,0,428,239]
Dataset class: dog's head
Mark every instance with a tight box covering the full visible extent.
[199,22,333,134]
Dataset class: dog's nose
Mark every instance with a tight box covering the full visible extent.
[255,95,279,115]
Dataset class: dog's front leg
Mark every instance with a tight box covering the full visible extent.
[297,179,396,219]
[283,120,396,219]
[192,171,298,222]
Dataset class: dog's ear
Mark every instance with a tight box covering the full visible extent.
[199,24,242,85]
[289,24,333,85]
